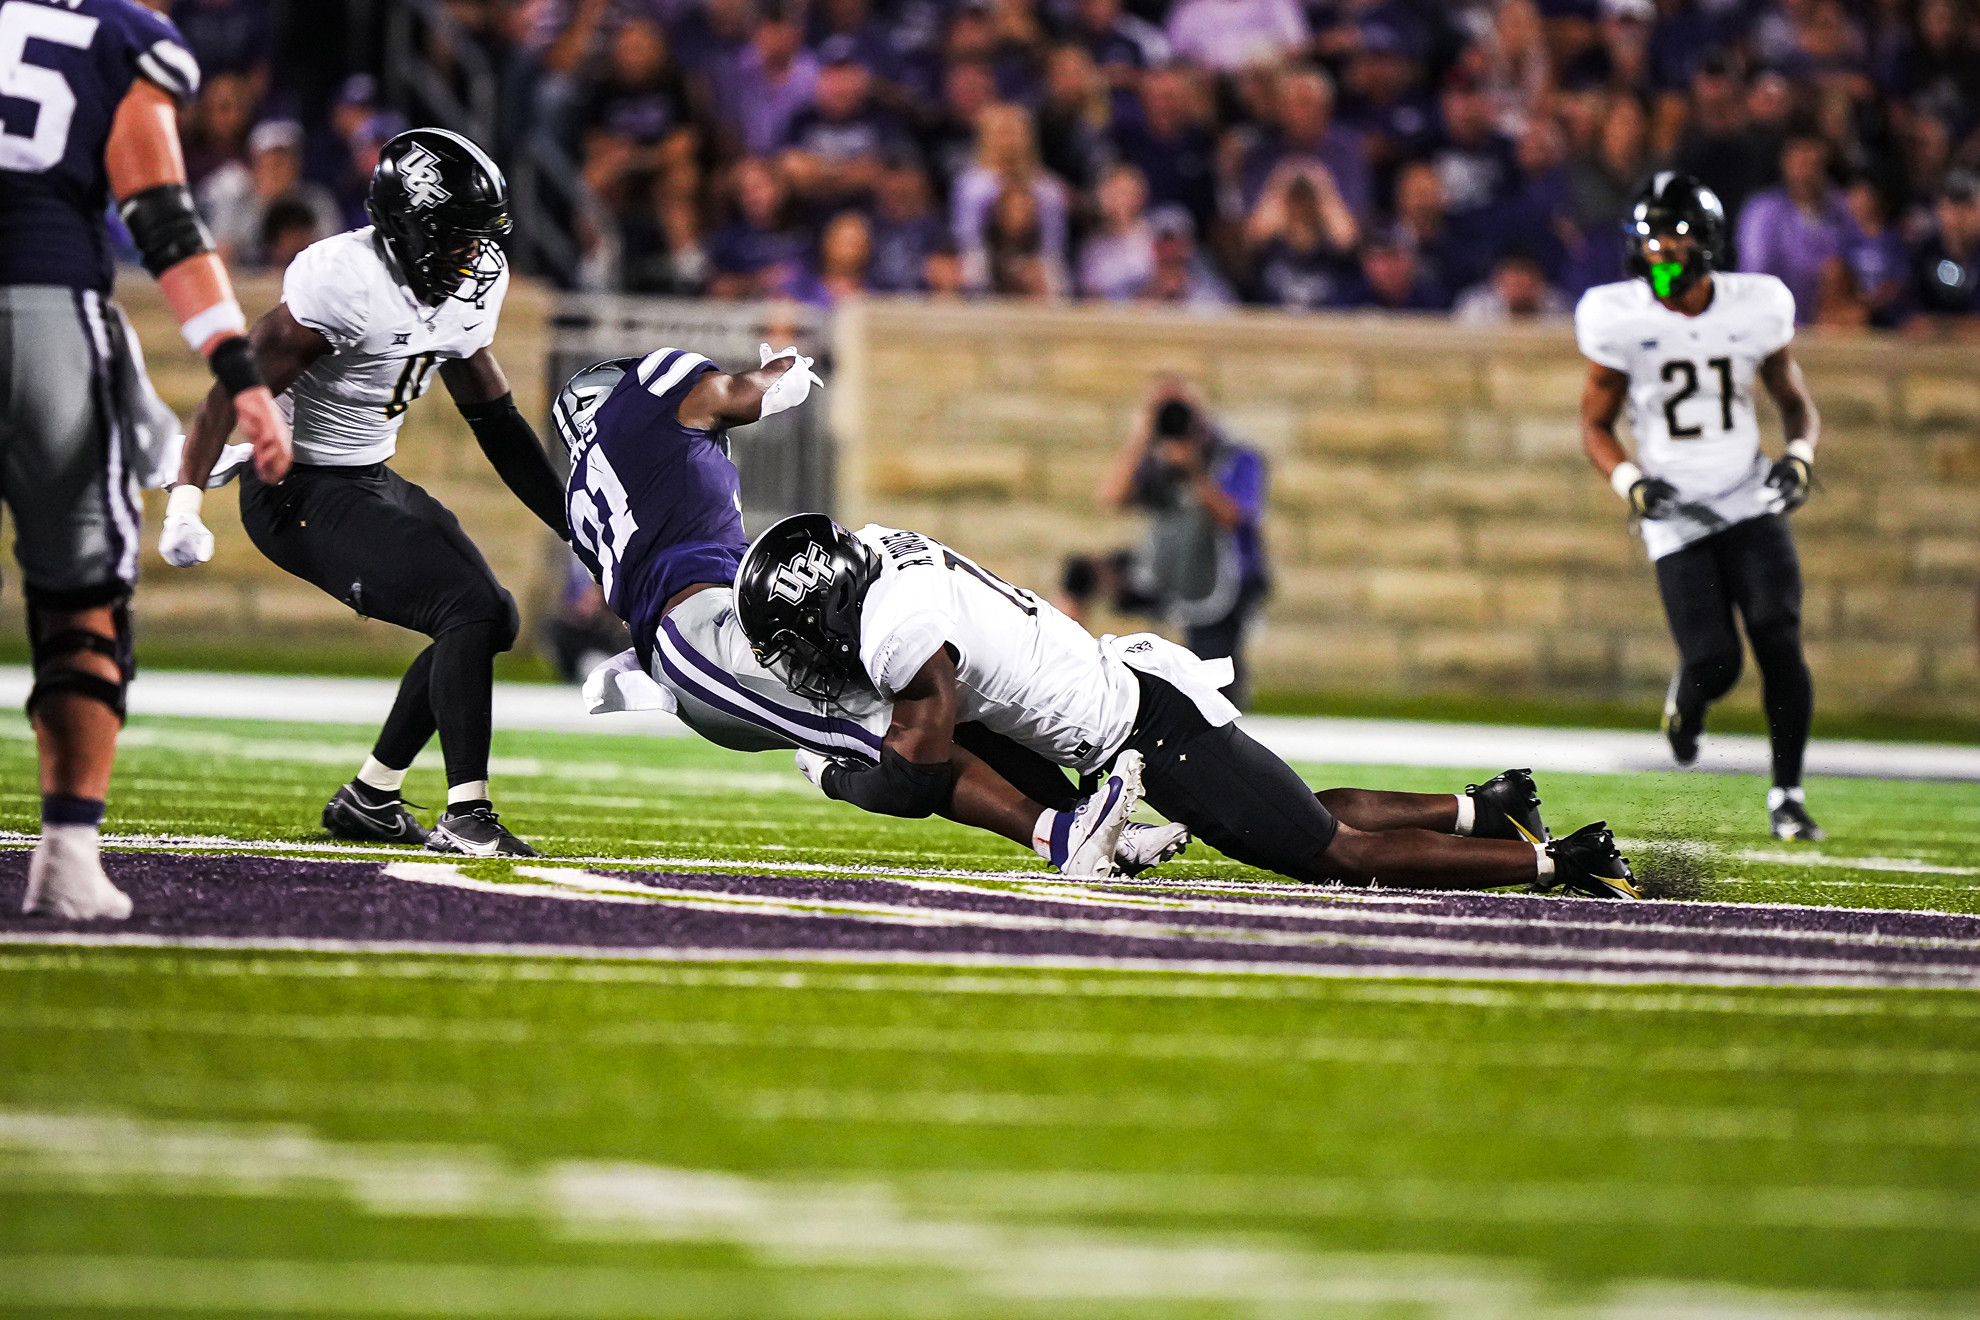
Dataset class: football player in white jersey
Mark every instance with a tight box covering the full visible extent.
[1576,172,1825,841]
[734,515,1645,898]
[167,129,570,857]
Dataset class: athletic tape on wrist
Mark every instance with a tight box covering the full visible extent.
[1785,439,1815,465]
[1608,461,1644,500]
[179,299,246,353]
[165,484,203,519]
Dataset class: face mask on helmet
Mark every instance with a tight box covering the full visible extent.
[756,627,860,704]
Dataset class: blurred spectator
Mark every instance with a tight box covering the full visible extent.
[923,239,969,298]
[543,555,632,684]
[578,19,698,213]
[1073,380,1271,706]
[954,104,1071,285]
[868,157,944,292]
[310,74,385,229]
[1246,170,1357,309]
[1560,0,1656,94]
[172,0,272,94]
[926,60,1001,194]
[1905,170,1980,333]
[791,209,876,305]
[1340,236,1448,311]
[1163,0,1307,72]
[979,184,1068,298]
[1429,71,1519,217]
[1111,65,1217,232]
[1140,206,1236,308]
[181,71,256,186]
[1337,20,1436,180]
[1737,130,1850,323]
[1452,247,1571,321]
[1670,51,1778,230]
[1071,0,1171,95]
[707,158,807,298]
[1830,175,1907,328]
[1472,0,1552,136]
[1036,45,1112,194]
[1236,65,1373,225]
[1889,0,1980,130]
[725,2,819,158]
[1080,162,1157,299]
[1389,160,1468,305]
[780,39,906,212]
[260,198,325,272]
[198,120,338,269]
[1479,116,1577,285]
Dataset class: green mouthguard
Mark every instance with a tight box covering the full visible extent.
[1649,261,1684,298]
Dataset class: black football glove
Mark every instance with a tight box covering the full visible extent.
[1628,475,1681,520]
[1766,453,1812,513]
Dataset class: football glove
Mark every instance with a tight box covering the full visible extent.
[158,484,214,567]
[758,343,824,419]
[794,748,835,792]
[1628,476,1681,520]
[1766,452,1812,514]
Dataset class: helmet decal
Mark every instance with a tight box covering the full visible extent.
[398,144,452,210]
[770,544,833,604]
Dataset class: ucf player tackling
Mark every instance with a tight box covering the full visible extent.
[1576,172,1825,840]
[172,128,569,857]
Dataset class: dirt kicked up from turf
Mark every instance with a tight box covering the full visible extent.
[4,851,1979,990]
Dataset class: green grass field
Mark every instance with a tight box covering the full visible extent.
[3,716,1979,1317]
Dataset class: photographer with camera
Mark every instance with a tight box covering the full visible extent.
[1062,377,1271,708]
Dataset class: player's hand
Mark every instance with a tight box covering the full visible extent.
[1628,476,1681,520]
[232,385,293,483]
[794,748,834,791]
[1766,454,1812,513]
[158,485,214,567]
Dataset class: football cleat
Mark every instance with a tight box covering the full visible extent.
[1466,768,1549,843]
[1663,673,1701,766]
[1542,821,1643,900]
[1116,821,1190,877]
[22,830,132,921]
[1770,799,1826,842]
[1046,751,1145,878]
[323,781,429,845]
[426,806,539,858]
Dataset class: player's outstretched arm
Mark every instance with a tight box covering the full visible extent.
[1759,347,1821,512]
[676,345,824,431]
[1581,360,1678,519]
[106,80,289,483]
[440,350,571,540]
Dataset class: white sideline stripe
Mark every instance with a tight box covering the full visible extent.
[2,667,1977,779]
[10,949,1980,1018]
[5,932,1979,991]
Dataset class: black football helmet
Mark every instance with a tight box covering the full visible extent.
[368,127,511,308]
[734,513,880,703]
[1623,171,1725,300]
[553,357,639,460]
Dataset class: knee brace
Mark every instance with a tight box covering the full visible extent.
[26,594,134,723]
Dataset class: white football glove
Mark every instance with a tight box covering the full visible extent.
[758,342,824,419]
[794,748,836,792]
[158,484,214,567]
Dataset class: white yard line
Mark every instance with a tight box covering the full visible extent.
[2,666,1975,780]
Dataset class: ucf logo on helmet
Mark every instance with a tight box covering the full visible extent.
[769,544,832,604]
[400,144,451,210]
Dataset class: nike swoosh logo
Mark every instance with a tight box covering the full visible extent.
[463,322,484,331]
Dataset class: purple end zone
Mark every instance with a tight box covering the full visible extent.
[2,851,1977,987]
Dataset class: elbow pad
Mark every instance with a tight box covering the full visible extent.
[821,747,955,819]
[118,183,216,277]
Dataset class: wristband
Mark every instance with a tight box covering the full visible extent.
[1609,461,1644,500]
[1785,439,1815,465]
[165,484,203,519]
[180,298,246,353]
[208,335,263,398]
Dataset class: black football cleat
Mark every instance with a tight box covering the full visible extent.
[426,805,539,858]
[1542,822,1643,900]
[1770,799,1826,842]
[1663,674,1701,766]
[1466,768,1549,843]
[323,781,428,845]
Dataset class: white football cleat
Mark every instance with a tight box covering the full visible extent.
[1116,820,1190,877]
[23,828,132,921]
[1046,750,1144,878]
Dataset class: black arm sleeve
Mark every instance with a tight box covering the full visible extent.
[457,392,571,540]
[820,747,956,818]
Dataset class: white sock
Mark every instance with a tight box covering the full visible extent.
[40,821,101,854]
[1533,843,1554,879]
[1767,786,1804,811]
[1452,794,1475,836]
[1031,807,1060,862]
[448,780,490,806]
[357,756,406,793]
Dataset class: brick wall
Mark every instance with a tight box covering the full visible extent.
[832,300,1980,721]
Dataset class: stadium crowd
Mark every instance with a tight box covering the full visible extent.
[165,0,1980,329]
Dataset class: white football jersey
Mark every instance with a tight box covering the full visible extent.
[277,227,507,466]
[852,525,1139,775]
[1574,271,1796,560]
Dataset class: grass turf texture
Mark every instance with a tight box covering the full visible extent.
[3,715,1979,1316]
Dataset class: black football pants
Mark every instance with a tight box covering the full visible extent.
[241,464,520,789]
[1654,512,1813,788]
